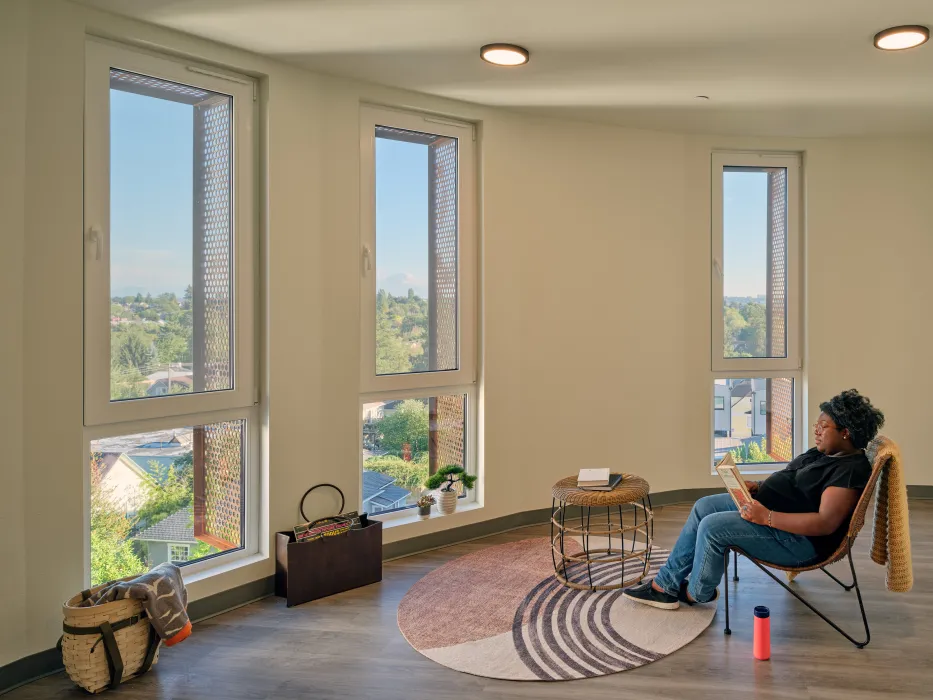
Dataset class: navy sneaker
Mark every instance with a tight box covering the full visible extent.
[622,579,679,610]
[678,580,719,605]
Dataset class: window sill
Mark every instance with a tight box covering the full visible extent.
[740,467,783,476]
[180,550,267,585]
[710,464,785,478]
[372,501,483,530]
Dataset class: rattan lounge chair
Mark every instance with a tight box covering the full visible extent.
[722,436,896,648]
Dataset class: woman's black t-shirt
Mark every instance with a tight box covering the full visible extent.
[756,448,872,558]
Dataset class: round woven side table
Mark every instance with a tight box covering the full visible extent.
[550,474,654,591]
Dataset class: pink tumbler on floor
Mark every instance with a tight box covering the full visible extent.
[753,606,771,660]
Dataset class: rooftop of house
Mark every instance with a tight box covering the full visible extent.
[145,368,194,382]
[369,484,411,508]
[362,471,396,502]
[134,506,196,544]
[148,375,194,387]
[362,470,412,508]
[93,428,192,455]
[731,383,753,399]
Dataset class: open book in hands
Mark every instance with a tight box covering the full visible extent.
[715,453,754,510]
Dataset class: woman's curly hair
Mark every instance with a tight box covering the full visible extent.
[819,389,885,450]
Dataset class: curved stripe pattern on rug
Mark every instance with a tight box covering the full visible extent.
[397,537,716,681]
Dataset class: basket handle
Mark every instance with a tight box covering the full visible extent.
[99,621,124,689]
[299,483,345,523]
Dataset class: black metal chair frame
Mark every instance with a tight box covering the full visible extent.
[722,542,870,648]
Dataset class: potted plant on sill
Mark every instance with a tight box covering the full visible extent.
[417,494,435,519]
[425,465,477,516]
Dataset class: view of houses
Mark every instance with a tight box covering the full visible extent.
[362,471,411,513]
[109,291,198,400]
[91,428,214,581]
[361,398,432,514]
[713,378,774,465]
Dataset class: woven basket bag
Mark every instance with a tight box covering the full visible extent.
[60,577,161,694]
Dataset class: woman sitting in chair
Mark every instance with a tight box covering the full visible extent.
[624,388,885,610]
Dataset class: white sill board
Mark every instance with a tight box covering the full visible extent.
[372,501,483,529]
[181,551,268,586]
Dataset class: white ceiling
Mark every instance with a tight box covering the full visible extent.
[77,0,933,137]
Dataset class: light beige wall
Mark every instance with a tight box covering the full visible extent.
[22,0,87,667]
[806,138,933,484]
[3,0,931,670]
[0,0,29,669]
[481,114,696,506]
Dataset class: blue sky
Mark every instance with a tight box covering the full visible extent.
[375,137,430,298]
[723,170,768,299]
[110,89,193,299]
[110,91,767,303]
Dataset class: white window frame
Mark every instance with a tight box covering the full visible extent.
[358,105,479,517]
[84,39,257,426]
[709,371,803,475]
[84,406,262,578]
[359,105,477,394]
[710,151,803,474]
[83,40,261,582]
[359,384,479,513]
[711,152,801,373]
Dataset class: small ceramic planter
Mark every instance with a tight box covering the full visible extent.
[418,505,432,519]
[437,490,458,515]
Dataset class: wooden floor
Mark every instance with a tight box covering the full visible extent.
[12,499,932,699]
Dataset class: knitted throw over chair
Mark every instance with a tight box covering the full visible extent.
[867,436,913,592]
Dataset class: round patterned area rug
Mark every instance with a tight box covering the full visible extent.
[397,537,716,681]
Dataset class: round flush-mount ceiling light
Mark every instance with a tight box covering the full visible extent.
[874,25,929,51]
[480,43,529,66]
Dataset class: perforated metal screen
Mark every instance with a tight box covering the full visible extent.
[428,136,459,372]
[110,69,210,104]
[766,169,787,358]
[765,169,793,462]
[193,420,245,550]
[429,395,466,476]
[193,95,234,393]
[767,378,794,462]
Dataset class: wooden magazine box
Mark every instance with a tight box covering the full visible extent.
[274,520,383,607]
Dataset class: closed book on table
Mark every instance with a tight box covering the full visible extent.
[580,473,624,491]
[275,520,382,607]
[577,467,611,487]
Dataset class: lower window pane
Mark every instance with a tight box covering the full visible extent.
[90,420,245,585]
[362,394,467,514]
[713,378,794,468]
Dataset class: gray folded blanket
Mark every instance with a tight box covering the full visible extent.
[80,563,192,646]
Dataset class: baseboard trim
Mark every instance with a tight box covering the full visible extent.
[5,483,929,693]
[0,648,63,697]
[381,487,723,560]
[186,576,275,623]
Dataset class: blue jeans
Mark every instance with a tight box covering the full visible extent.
[653,494,821,603]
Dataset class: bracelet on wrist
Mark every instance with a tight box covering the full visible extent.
[767,510,773,528]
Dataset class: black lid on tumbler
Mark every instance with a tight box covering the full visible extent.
[754,605,770,618]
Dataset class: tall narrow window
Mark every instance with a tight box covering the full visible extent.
[360,107,477,514]
[84,41,258,581]
[373,127,459,376]
[106,70,234,400]
[711,153,801,471]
